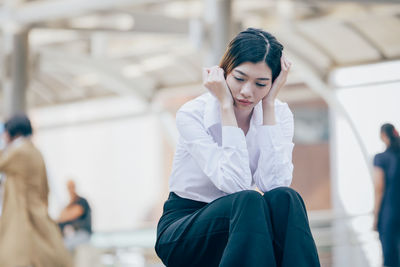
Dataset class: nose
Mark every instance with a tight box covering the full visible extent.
[240,82,252,98]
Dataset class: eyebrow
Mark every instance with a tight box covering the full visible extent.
[234,69,270,80]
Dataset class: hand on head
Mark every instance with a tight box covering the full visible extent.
[262,55,292,106]
[203,66,234,107]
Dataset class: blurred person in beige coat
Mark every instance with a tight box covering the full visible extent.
[0,114,72,267]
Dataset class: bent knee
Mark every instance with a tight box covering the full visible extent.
[265,187,303,203]
[231,190,264,204]
[230,190,267,217]
[269,186,299,196]
[234,189,263,198]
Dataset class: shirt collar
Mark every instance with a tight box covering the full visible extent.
[203,93,263,129]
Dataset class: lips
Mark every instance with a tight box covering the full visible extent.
[236,99,253,105]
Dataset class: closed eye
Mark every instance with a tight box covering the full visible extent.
[256,83,266,87]
[234,76,244,82]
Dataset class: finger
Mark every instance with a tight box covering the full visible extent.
[209,66,220,80]
[204,67,213,81]
[282,55,287,66]
[284,55,292,69]
[284,60,291,74]
[202,68,209,82]
[286,58,292,69]
[282,56,291,72]
[209,65,219,73]
[217,67,224,79]
[280,56,287,72]
[283,55,290,67]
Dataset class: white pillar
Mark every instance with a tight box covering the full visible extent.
[204,0,233,66]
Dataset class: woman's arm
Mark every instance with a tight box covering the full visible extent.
[203,66,237,127]
[178,66,251,193]
[262,55,291,125]
[253,104,294,191]
[57,204,84,223]
[253,56,294,191]
[176,108,253,194]
[373,166,384,230]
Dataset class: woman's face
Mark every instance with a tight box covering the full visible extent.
[380,132,390,147]
[226,61,272,110]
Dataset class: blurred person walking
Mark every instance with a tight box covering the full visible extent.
[374,123,400,267]
[0,114,72,267]
[58,179,92,251]
[155,28,320,267]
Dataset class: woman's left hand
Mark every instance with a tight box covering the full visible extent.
[262,55,292,107]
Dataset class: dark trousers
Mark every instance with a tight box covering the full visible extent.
[155,187,320,267]
[379,218,400,267]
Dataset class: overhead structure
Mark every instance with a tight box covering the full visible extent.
[0,0,399,114]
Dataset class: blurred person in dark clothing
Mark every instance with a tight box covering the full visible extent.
[374,123,400,267]
[0,114,72,267]
[58,179,92,251]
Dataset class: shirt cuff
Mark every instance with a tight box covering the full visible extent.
[222,126,246,149]
[257,125,285,148]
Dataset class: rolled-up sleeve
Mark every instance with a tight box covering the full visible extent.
[253,104,294,192]
[176,110,253,194]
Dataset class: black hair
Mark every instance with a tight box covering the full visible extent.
[219,28,283,82]
[4,113,33,139]
[381,123,400,153]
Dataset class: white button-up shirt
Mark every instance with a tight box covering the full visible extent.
[169,93,294,203]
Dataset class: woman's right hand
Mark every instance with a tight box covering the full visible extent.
[203,66,234,107]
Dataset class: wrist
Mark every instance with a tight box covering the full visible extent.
[221,103,234,111]
[220,98,234,109]
[262,103,275,116]
[220,103,237,127]
[262,99,275,108]
[262,103,276,125]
